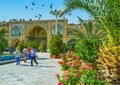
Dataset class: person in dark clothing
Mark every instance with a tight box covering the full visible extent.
[30,47,38,66]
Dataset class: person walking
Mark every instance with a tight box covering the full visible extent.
[30,47,38,66]
[22,46,28,62]
[15,48,20,65]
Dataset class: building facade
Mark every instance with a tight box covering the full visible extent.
[0,19,80,51]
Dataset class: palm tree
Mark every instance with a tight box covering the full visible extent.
[60,0,120,84]
[74,18,105,64]
[72,17,106,41]
[60,0,120,45]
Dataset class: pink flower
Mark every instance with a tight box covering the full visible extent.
[74,73,81,77]
[74,73,77,76]
[55,73,59,77]
[69,62,74,66]
[58,82,64,85]
[66,71,70,75]
[65,76,69,80]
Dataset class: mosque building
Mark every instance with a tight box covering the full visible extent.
[0,19,81,51]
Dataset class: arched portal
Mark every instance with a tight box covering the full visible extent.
[12,39,19,47]
[27,25,47,52]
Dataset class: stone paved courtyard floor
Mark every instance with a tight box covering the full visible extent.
[0,53,61,85]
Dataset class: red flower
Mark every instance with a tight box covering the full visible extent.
[58,61,63,65]
[80,65,93,69]
[58,61,66,66]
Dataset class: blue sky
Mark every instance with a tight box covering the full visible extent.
[0,0,90,24]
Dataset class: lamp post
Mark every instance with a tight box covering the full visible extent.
[50,9,61,35]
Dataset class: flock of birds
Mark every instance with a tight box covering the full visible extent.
[25,2,54,20]
[25,1,72,20]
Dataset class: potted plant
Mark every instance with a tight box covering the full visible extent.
[49,33,66,58]
[50,47,59,58]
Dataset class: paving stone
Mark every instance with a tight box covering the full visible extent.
[0,53,61,85]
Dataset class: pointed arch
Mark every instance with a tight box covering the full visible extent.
[26,24,47,36]
[26,24,47,52]
[12,39,19,47]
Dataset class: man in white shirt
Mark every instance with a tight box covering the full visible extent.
[15,48,20,65]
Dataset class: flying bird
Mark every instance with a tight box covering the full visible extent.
[50,3,53,9]
[39,14,42,17]
[32,2,36,5]
[42,4,45,7]
[35,15,38,18]
[50,10,53,14]
[25,6,28,9]
[38,14,42,20]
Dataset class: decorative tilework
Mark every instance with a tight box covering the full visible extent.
[40,22,48,30]
[11,24,22,36]
[24,22,48,30]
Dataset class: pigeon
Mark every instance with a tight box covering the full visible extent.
[50,10,53,14]
[32,2,35,5]
[50,3,52,9]
[25,6,28,9]
[38,14,42,19]
[35,15,38,18]
[42,4,45,7]
[39,14,42,17]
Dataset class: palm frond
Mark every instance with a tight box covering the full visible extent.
[61,0,120,45]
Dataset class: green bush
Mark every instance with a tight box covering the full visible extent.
[50,47,60,56]
[27,41,38,49]
[17,40,24,52]
[75,39,101,63]
[68,45,75,51]
[49,33,66,56]
[0,29,8,54]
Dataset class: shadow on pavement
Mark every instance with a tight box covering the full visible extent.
[19,64,55,68]
[37,58,50,60]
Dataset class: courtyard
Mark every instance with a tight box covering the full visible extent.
[0,53,61,85]
[0,0,120,85]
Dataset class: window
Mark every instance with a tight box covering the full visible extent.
[51,24,64,35]
[12,26,21,36]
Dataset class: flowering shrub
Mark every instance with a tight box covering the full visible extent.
[56,57,108,85]
[58,61,69,71]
